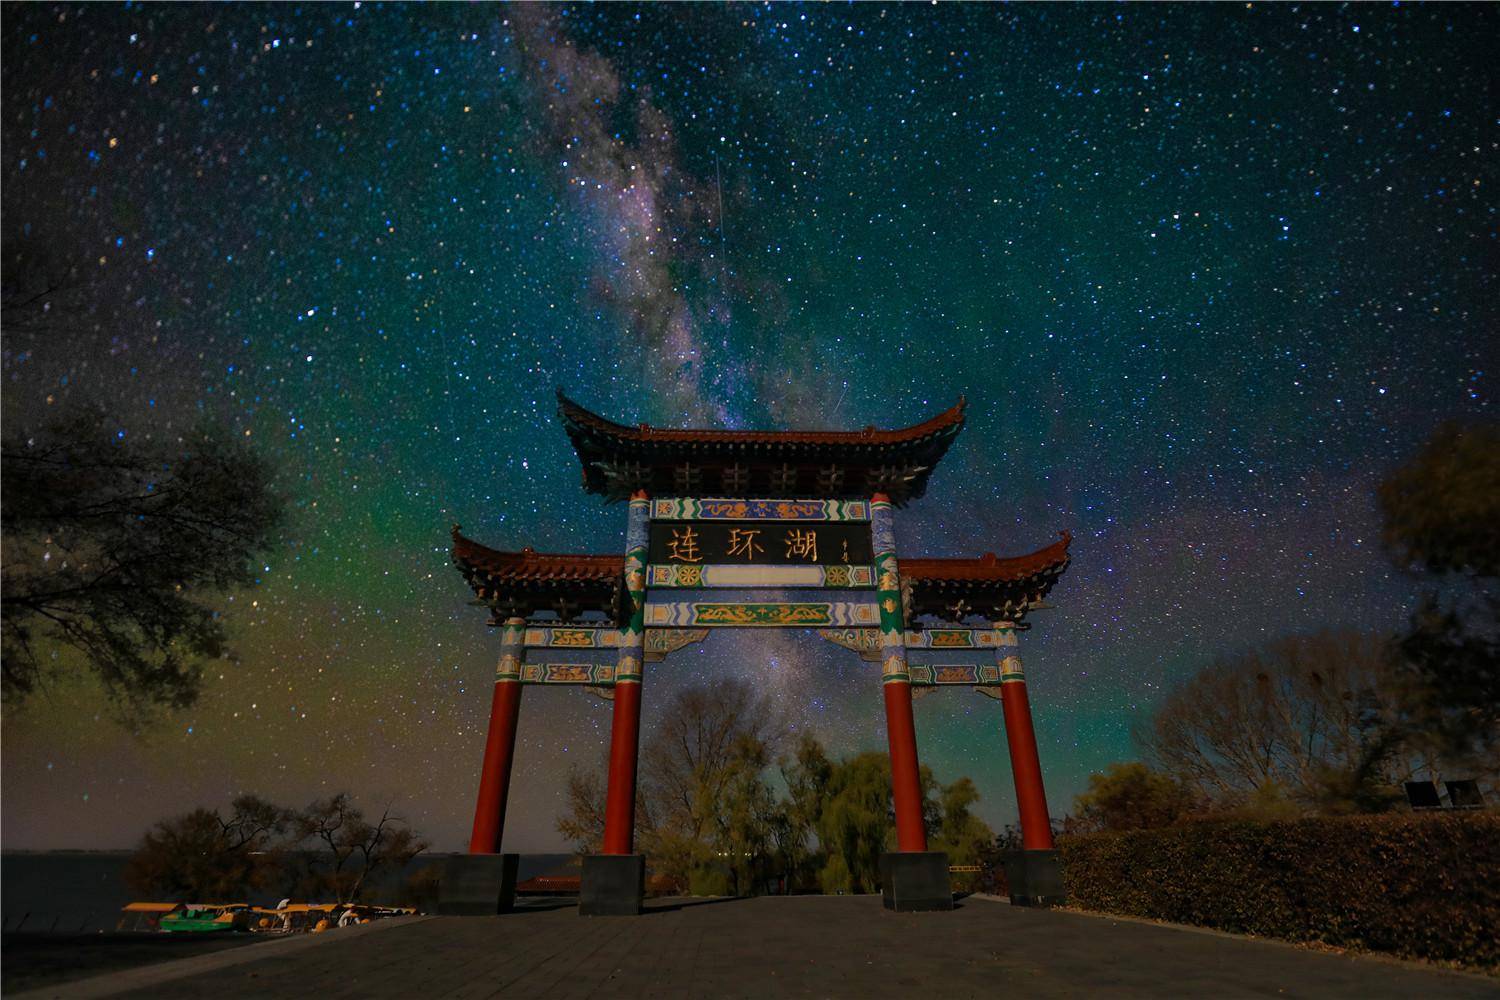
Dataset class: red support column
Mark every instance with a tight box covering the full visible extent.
[602,679,643,854]
[468,618,527,854]
[871,492,928,853]
[883,680,929,852]
[601,490,650,856]
[997,642,1055,851]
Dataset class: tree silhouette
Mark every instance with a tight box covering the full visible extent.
[1380,420,1500,765]
[2,407,285,717]
[123,795,293,901]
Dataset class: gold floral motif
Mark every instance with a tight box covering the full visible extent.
[929,630,973,647]
[551,629,596,647]
[693,603,831,626]
[701,500,749,518]
[775,501,821,519]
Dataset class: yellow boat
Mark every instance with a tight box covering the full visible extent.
[117,902,185,932]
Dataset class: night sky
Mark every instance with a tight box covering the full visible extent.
[2,3,1492,851]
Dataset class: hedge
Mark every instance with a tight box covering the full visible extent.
[1059,812,1500,968]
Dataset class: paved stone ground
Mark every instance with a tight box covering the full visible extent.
[27,896,1500,999]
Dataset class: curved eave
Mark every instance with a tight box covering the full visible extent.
[451,527,625,624]
[556,388,966,448]
[556,390,967,502]
[452,528,623,582]
[903,532,1072,624]
[901,532,1071,583]
[450,528,1070,626]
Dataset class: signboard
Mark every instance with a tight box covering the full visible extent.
[647,520,872,567]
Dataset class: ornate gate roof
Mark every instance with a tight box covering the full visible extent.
[451,527,1069,626]
[557,390,966,503]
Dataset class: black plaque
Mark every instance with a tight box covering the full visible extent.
[648,520,872,567]
[1404,780,1442,809]
[1446,779,1485,809]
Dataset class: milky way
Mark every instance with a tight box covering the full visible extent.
[2,3,1492,850]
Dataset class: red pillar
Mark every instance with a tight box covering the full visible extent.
[998,655,1055,851]
[602,679,643,854]
[871,491,928,853]
[468,618,526,854]
[883,681,929,852]
[601,490,650,856]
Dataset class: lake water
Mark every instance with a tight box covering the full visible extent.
[1,852,576,934]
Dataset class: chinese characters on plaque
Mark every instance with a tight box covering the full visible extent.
[648,520,872,567]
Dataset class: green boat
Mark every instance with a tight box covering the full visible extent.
[159,906,247,933]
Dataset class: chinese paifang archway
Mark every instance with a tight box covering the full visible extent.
[448,391,1071,914]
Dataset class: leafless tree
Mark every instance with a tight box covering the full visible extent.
[555,680,786,890]
[639,679,786,845]
[1139,630,1434,811]
[294,793,428,903]
[123,795,293,900]
[556,763,608,854]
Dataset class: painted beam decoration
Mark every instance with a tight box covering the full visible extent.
[816,626,1019,687]
[907,663,1005,686]
[645,601,880,628]
[907,626,1017,649]
[522,626,709,665]
[648,563,874,589]
[651,498,871,521]
[523,626,625,649]
[519,662,617,686]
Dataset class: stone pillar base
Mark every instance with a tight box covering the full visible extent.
[437,853,518,915]
[880,851,954,912]
[1003,849,1066,906]
[580,854,645,916]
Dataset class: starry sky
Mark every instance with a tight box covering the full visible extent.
[2,3,1492,852]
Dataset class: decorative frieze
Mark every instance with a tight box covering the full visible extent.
[647,563,874,589]
[649,498,871,522]
[644,601,880,628]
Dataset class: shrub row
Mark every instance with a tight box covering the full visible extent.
[1059,812,1500,968]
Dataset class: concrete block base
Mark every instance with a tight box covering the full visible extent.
[1003,849,1066,907]
[437,853,518,915]
[880,851,954,912]
[580,854,645,916]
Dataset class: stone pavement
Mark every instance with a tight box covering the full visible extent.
[24,896,1500,999]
